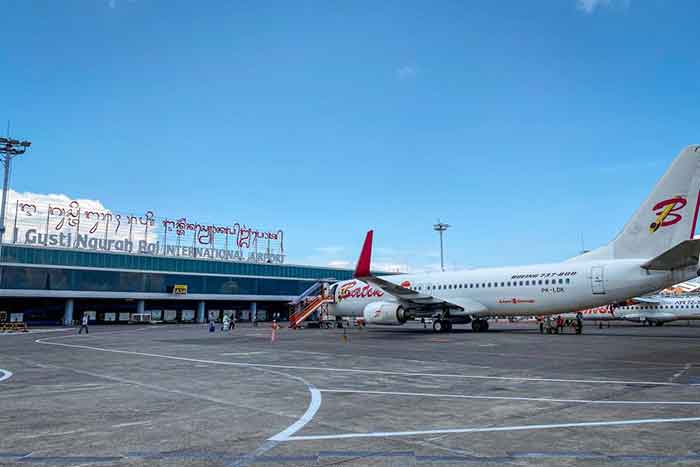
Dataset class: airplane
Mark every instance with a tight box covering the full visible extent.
[324,145,700,333]
[612,295,700,326]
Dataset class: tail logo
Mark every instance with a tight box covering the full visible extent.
[649,197,687,233]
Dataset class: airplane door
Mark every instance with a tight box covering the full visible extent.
[590,266,606,295]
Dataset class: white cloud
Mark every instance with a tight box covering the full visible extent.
[4,189,157,244]
[576,0,629,13]
[396,65,418,80]
[327,260,351,268]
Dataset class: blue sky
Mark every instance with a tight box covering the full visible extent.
[2,0,700,271]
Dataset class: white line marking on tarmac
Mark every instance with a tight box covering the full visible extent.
[34,336,690,387]
[0,368,13,382]
[283,417,700,442]
[220,352,266,356]
[16,429,87,440]
[672,363,693,382]
[268,388,322,441]
[320,389,700,405]
[112,420,152,428]
[0,385,110,399]
[0,328,72,336]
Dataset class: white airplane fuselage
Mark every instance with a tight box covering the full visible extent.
[329,260,695,321]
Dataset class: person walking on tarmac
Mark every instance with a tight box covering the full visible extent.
[538,317,544,334]
[222,314,230,332]
[78,313,89,334]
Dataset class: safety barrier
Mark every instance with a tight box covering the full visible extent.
[0,322,28,333]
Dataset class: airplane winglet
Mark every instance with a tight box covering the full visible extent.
[353,230,373,278]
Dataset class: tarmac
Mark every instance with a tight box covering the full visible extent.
[2,321,700,466]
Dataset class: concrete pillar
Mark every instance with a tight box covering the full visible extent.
[197,301,206,323]
[251,301,257,323]
[63,299,74,326]
[136,300,145,314]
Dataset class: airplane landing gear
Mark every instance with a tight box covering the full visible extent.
[471,319,489,332]
[433,319,452,332]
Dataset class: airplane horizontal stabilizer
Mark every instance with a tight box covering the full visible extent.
[641,238,700,270]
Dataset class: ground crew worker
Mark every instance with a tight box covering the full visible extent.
[79,313,89,334]
[545,316,552,334]
[576,313,583,335]
[556,316,564,334]
[538,317,544,334]
[271,320,279,342]
[222,314,230,331]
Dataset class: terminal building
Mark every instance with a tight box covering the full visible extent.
[0,198,358,325]
[0,243,355,325]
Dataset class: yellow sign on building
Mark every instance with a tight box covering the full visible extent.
[173,284,188,295]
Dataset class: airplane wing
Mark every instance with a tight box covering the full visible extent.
[362,275,457,307]
[353,230,487,314]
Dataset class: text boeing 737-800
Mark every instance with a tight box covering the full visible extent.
[327,145,700,333]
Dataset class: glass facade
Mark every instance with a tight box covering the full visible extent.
[0,266,314,296]
[1,245,355,281]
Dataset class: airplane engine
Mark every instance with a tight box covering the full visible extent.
[362,302,407,325]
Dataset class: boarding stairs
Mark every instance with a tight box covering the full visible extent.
[289,280,335,328]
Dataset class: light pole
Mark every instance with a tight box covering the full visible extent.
[433,220,450,272]
[0,137,31,246]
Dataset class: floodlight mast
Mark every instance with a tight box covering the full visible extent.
[0,137,32,246]
[433,220,450,272]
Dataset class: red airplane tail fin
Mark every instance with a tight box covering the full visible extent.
[353,230,373,278]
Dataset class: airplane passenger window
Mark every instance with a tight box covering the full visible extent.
[507,282,511,286]
[470,284,473,288]
[565,279,570,284]
[538,280,542,285]
[559,279,563,284]
[525,281,530,286]
[500,282,505,287]
[482,283,486,288]
[519,281,523,286]
[488,283,492,288]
